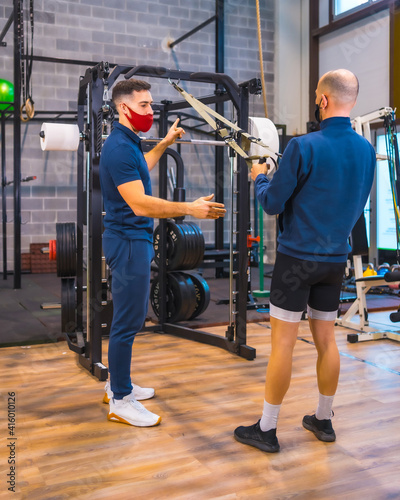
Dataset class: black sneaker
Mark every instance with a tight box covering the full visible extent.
[302,414,336,442]
[234,420,280,453]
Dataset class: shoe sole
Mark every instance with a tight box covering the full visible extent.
[108,412,161,427]
[234,431,280,453]
[103,391,155,404]
[302,420,336,442]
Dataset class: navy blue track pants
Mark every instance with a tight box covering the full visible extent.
[102,231,153,399]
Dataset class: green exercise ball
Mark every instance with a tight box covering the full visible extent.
[0,79,14,111]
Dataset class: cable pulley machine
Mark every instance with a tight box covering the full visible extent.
[45,63,280,379]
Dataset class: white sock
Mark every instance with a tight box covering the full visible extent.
[259,400,281,432]
[315,393,334,420]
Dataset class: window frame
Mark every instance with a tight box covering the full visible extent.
[334,0,382,20]
[308,0,396,121]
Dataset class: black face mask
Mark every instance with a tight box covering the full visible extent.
[315,99,322,123]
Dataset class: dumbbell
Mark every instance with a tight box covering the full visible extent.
[363,263,376,277]
[377,262,390,276]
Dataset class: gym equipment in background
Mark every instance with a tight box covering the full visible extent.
[337,213,400,343]
[337,108,400,343]
[0,79,14,110]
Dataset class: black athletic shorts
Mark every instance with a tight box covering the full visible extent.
[269,251,346,322]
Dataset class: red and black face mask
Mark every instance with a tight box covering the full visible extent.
[125,104,153,132]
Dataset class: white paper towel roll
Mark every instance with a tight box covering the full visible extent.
[40,123,80,151]
[248,117,280,174]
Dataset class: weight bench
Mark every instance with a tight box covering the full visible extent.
[335,214,400,343]
[336,255,400,342]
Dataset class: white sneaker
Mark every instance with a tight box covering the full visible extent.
[103,381,155,404]
[108,395,161,427]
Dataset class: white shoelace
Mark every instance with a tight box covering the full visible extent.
[124,397,150,414]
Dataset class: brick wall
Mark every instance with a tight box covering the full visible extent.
[0,0,276,271]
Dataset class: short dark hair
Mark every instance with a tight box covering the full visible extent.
[112,79,151,105]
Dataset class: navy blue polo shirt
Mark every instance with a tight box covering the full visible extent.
[99,122,153,242]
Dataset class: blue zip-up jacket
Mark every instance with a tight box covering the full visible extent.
[255,117,376,262]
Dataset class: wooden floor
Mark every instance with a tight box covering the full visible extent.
[1,316,400,499]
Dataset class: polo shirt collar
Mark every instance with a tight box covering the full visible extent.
[114,122,141,143]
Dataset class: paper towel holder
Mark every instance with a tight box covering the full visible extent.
[39,129,85,140]
[39,127,86,148]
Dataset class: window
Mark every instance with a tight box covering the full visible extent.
[335,0,382,17]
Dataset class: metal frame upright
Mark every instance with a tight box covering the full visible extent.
[215,0,225,266]
[13,0,22,289]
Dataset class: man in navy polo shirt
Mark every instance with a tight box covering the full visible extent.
[234,69,376,452]
[100,79,226,427]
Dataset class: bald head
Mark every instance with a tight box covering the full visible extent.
[319,69,359,106]
[315,69,359,121]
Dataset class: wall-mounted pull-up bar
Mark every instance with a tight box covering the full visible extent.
[0,11,13,47]
[168,15,217,49]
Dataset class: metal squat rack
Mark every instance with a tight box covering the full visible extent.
[63,62,260,380]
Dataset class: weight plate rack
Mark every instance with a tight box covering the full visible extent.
[152,220,211,322]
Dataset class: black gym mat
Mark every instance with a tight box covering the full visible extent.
[0,274,62,346]
[1,269,399,347]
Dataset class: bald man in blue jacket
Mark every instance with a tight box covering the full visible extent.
[234,69,376,452]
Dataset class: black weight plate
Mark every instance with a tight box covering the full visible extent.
[150,277,161,318]
[183,271,210,320]
[154,221,185,270]
[56,223,64,277]
[150,275,183,322]
[175,272,195,319]
[150,272,197,323]
[153,225,162,267]
[61,277,76,334]
[167,221,186,271]
[153,221,204,272]
[187,222,205,269]
[173,222,204,271]
[177,222,192,270]
[186,223,200,269]
[186,222,199,269]
[182,222,203,270]
[168,271,196,322]
[56,222,77,277]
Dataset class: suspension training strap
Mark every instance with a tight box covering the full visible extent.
[169,80,279,164]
